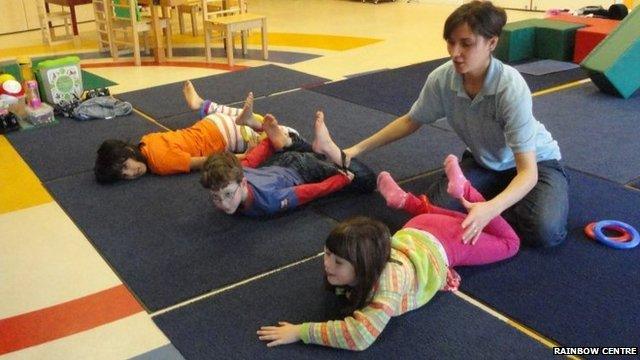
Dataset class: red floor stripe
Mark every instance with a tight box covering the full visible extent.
[0,285,143,355]
[82,60,249,71]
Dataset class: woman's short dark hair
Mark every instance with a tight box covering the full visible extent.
[94,139,145,183]
[443,1,507,40]
[325,216,391,314]
[200,152,244,191]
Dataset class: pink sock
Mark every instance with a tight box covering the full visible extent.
[444,154,469,199]
[377,172,407,209]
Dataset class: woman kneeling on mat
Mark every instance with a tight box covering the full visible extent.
[343,1,569,247]
[257,155,519,351]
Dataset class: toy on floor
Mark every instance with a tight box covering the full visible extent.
[584,220,639,249]
[0,73,16,85]
[584,221,630,241]
[24,80,42,108]
[0,79,24,105]
[1,79,24,97]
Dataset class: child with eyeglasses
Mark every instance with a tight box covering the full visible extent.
[200,111,375,217]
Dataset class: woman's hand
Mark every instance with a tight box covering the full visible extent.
[460,198,499,245]
[257,322,301,347]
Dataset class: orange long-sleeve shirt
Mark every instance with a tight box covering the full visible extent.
[140,119,226,175]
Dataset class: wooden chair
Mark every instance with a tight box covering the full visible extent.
[93,0,117,56]
[109,0,173,66]
[35,0,78,46]
[177,0,200,36]
[201,0,268,67]
[177,0,222,36]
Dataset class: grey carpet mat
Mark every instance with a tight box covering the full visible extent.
[116,65,328,120]
[46,171,337,311]
[153,258,554,359]
[534,82,640,184]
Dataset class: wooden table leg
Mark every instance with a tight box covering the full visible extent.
[45,1,54,38]
[261,19,268,60]
[225,28,234,67]
[69,5,79,35]
[241,30,247,56]
[149,4,165,63]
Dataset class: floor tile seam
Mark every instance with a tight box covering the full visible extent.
[149,252,324,317]
[452,291,580,360]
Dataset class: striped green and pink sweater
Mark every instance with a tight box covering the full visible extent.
[299,228,448,351]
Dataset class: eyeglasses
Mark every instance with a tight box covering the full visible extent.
[209,184,240,203]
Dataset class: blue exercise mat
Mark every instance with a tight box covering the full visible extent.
[157,111,200,131]
[153,258,554,359]
[5,114,163,182]
[311,58,587,116]
[533,82,640,184]
[251,89,465,181]
[457,168,640,348]
[524,68,587,91]
[129,344,185,360]
[310,58,447,116]
[45,171,337,311]
[116,65,328,120]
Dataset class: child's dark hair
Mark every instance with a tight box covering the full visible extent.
[325,216,391,314]
[443,1,507,40]
[94,139,146,183]
[200,152,244,191]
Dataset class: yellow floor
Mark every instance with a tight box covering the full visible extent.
[0,1,546,358]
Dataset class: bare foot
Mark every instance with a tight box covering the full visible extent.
[235,92,263,131]
[183,81,204,110]
[444,154,468,199]
[312,111,346,168]
[377,172,407,209]
[262,114,291,150]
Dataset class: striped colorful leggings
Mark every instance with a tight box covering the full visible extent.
[200,99,263,154]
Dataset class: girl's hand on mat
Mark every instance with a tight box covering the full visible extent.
[257,322,301,347]
[460,198,494,245]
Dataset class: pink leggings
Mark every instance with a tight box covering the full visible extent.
[401,184,520,267]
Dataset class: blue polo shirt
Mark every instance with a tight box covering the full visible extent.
[408,57,561,171]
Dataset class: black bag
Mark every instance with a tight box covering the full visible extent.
[0,111,20,134]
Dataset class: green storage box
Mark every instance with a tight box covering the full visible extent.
[35,56,83,105]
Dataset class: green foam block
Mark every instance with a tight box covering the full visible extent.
[581,8,640,99]
[495,19,584,63]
